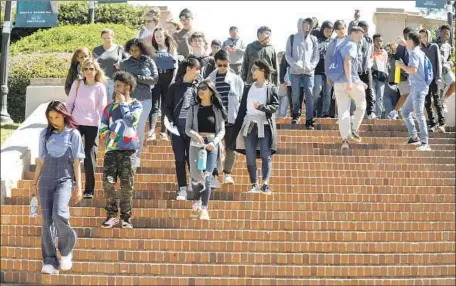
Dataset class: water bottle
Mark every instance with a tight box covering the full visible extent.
[394,59,402,84]
[30,195,38,217]
[197,148,207,171]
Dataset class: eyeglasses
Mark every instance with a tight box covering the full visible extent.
[84,67,95,72]
[217,64,228,68]
[198,85,209,91]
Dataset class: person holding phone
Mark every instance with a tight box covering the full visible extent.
[99,71,143,229]
[222,26,246,75]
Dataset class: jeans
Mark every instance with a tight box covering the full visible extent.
[383,83,399,115]
[77,125,98,196]
[402,85,429,144]
[244,124,272,184]
[373,78,386,117]
[149,72,174,135]
[277,95,290,118]
[213,124,236,176]
[171,123,191,188]
[425,80,445,127]
[192,138,218,208]
[136,98,152,160]
[290,74,314,121]
[334,82,367,139]
[313,74,332,117]
[105,79,115,103]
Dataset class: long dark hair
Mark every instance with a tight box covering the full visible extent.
[68,47,90,75]
[196,79,227,120]
[44,101,78,144]
[151,27,177,55]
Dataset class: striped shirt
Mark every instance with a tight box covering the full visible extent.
[215,72,231,110]
[179,84,196,120]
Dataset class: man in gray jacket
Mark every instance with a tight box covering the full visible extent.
[222,26,246,76]
[285,18,319,128]
[419,29,444,131]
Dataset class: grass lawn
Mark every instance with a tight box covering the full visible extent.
[1,122,20,146]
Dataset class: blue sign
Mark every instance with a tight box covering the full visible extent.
[98,0,128,3]
[416,0,446,9]
[15,1,58,28]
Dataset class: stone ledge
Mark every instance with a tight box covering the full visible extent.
[30,78,65,86]
[1,103,48,204]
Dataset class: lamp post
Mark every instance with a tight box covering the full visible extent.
[0,0,14,124]
[89,1,95,24]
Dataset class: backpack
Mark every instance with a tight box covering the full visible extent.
[423,55,434,86]
[327,39,349,82]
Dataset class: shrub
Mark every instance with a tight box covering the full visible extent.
[10,23,137,56]
[7,53,72,122]
[58,1,151,27]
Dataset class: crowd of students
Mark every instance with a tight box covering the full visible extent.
[33,7,455,274]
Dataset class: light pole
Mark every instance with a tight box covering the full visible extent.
[89,1,95,24]
[447,1,454,46]
[0,0,14,124]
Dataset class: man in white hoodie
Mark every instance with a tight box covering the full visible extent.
[285,18,320,129]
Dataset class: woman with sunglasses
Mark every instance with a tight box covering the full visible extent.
[147,27,178,143]
[232,59,279,195]
[163,58,200,201]
[120,38,159,167]
[186,79,227,220]
[66,59,107,199]
[33,101,85,274]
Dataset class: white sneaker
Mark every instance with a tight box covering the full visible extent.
[223,174,234,185]
[341,139,350,150]
[41,264,59,274]
[176,188,188,201]
[60,252,73,271]
[199,209,210,220]
[191,200,201,219]
[367,113,377,120]
[416,144,432,151]
[388,110,399,120]
[211,175,221,189]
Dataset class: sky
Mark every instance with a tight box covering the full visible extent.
[130,0,424,51]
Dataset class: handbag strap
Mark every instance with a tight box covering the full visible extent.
[71,80,82,113]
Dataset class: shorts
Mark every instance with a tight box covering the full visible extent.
[397,80,410,96]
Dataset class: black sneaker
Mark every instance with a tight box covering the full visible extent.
[305,120,315,130]
[121,218,133,229]
[406,136,420,145]
[101,217,119,228]
[350,130,362,143]
[84,193,93,199]
[291,118,300,124]
[261,184,271,195]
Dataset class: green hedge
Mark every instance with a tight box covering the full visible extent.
[11,23,136,56]
[58,1,150,27]
[8,53,72,122]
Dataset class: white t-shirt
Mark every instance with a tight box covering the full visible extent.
[246,84,268,124]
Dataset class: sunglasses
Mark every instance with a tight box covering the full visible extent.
[180,17,190,22]
[84,67,95,72]
[217,64,228,68]
[198,85,209,91]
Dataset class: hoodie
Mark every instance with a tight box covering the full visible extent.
[285,18,320,76]
[315,21,334,75]
[241,40,278,84]
[420,29,442,81]
[119,55,159,101]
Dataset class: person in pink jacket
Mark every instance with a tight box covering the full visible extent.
[66,59,107,199]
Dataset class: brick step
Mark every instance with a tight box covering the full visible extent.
[20,171,456,186]
[12,185,456,200]
[4,215,454,231]
[2,258,455,278]
[6,198,455,212]
[2,271,455,286]
[98,144,456,157]
[3,229,454,244]
[91,160,456,172]
[3,232,453,251]
[24,168,456,181]
[4,206,454,222]
[3,246,455,266]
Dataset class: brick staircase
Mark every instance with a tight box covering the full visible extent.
[1,118,455,285]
